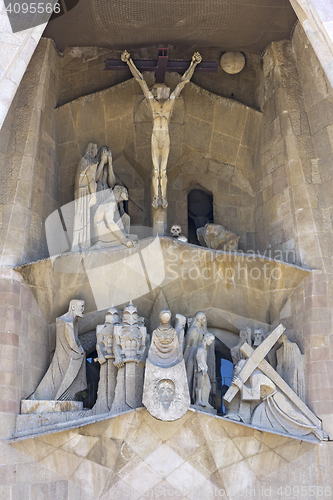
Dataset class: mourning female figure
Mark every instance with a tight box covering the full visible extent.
[72,144,115,251]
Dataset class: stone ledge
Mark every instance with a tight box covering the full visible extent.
[21,399,83,414]
[9,406,321,444]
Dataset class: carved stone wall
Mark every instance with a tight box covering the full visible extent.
[167,84,261,250]
[55,78,261,250]
[256,23,333,436]
[0,39,60,266]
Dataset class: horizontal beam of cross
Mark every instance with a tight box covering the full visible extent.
[105,48,217,83]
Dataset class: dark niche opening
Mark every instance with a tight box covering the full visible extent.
[215,339,233,415]
[78,350,100,409]
[188,188,213,244]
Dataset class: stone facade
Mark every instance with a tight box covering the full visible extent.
[0,11,333,499]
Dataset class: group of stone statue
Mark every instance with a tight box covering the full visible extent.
[29,300,216,422]
[71,48,240,246]
[70,51,203,248]
[94,302,147,414]
[26,299,327,439]
[143,309,216,420]
[72,143,137,252]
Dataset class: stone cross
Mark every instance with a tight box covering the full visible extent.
[104,48,217,83]
[224,324,285,403]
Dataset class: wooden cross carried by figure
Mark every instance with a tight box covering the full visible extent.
[104,47,217,83]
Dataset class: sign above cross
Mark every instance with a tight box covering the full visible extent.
[104,47,218,83]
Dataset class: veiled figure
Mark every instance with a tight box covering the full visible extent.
[148,309,183,368]
[143,309,190,421]
[72,144,115,251]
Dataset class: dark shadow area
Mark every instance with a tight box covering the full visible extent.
[188,188,213,244]
[78,350,100,409]
[215,339,233,415]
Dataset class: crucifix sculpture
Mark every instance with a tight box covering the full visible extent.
[120,50,202,210]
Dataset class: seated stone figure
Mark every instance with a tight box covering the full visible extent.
[93,185,137,248]
[29,300,86,402]
[197,223,239,251]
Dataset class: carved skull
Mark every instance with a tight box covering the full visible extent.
[170,224,182,237]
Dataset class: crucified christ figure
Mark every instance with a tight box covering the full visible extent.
[121,50,202,209]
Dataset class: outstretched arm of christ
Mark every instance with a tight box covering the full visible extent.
[121,50,153,100]
[171,52,202,99]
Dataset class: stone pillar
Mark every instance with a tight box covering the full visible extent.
[289,1,333,89]
[152,206,167,236]
[0,38,60,266]
[257,25,333,436]
[0,268,49,438]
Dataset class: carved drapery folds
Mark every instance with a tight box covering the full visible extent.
[28,300,86,402]
[72,143,136,251]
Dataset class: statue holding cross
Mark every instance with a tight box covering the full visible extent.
[121,50,202,210]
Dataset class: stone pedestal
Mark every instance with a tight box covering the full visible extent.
[93,356,117,413]
[192,404,217,415]
[111,361,144,413]
[152,207,167,236]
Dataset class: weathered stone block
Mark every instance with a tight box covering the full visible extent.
[210,132,239,164]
